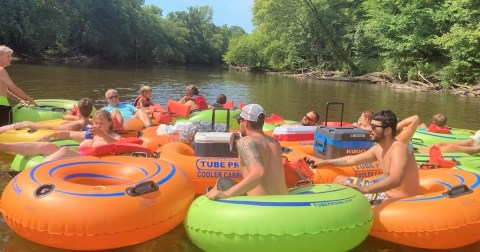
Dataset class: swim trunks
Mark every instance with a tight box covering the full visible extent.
[346,177,389,205]
[0,96,12,126]
[0,96,9,106]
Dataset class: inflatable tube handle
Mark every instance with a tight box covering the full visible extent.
[126,181,159,197]
[34,184,55,198]
[442,184,473,198]
[419,163,437,170]
[51,107,67,112]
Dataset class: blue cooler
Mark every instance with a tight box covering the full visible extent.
[314,126,373,159]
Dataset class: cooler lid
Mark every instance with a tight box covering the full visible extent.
[194,132,232,143]
[315,126,370,140]
[273,126,317,135]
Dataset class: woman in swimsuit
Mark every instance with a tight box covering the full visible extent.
[0,110,121,161]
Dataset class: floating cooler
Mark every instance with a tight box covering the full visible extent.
[314,126,373,159]
[194,132,237,158]
[272,126,317,141]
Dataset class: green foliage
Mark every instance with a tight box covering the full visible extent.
[0,0,241,65]
[433,0,480,85]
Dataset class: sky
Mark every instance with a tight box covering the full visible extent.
[144,0,254,33]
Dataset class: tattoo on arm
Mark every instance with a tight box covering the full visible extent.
[331,158,347,166]
[238,139,262,167]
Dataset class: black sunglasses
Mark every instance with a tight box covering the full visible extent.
[107,95,118,99]
[370,124,389,130]
[304,114,314,122]
[236,117,244,124]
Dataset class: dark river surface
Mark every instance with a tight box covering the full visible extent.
[0,63,478,251]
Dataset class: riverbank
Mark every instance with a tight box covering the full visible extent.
[288,70,480,97]
[228,66,480,97]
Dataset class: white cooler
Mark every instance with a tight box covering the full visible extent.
[194,132,237,157]
[272,126,317,141]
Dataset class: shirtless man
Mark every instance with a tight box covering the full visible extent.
[206,104,288,199]
[0,110,121,162]
[0,45,36,126]
[14,97,93,131]
[280,110,320,127]
[307,110,419,203]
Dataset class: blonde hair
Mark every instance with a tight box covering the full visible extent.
[105,89,118,98]
[0,45,13,56]
[94,110,114,131]
[362,109,374,122]
[140,85,152,94]
[432,114,447,127]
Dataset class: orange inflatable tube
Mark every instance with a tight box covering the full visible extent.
[0,156,194,250]
[158,142,240,194]
[370,168,480,249]
[283,144,382,183]
[140,125,181,151]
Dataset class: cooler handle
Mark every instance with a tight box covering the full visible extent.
[324,102,344,127]
[211,108,230,132]
[315,135,327,153]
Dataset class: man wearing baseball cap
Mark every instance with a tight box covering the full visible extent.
[206,104,288,199]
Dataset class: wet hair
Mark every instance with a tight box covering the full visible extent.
[372,110,398,136]
[186,85,199,96]
[216,94,227,104]
[140,85,152,94]
[78,98,94,118]
[432,114,447,127]
[311,111,320,123]
[247,113,265,130]
[0,45,13,56]
[94,110,114,131]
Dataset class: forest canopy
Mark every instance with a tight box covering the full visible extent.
[0,0,478,86]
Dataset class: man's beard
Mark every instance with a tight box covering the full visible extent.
[371,132,384,142]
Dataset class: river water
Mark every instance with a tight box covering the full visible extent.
[0,63,479,251]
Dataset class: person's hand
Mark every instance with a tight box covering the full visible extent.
[229,132,240,153]
[304,156,323,168]
[344,182,365,193]
[206,188,227,200]
[28,98,37,106]
[36,133,55,142]
[87,125,104,137]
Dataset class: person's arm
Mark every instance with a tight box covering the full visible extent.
[207,138,265,199]
[306,146,378,167]
[349,143,408,194]
[36,130,85,142]
[395,115,419,143]
[17,121,82,131]
[0,68,36,105]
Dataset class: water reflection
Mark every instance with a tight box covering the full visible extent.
[8,64,480,129]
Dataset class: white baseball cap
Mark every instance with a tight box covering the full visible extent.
[235,104,265,122]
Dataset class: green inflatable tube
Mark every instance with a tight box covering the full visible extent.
[174,109,298,131]
[174,109,242,129]
[412,128,472,149]
[12,99,97,123]
[185,184,373,252]
[415,152,480,174]
[10,139,79,173]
